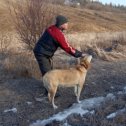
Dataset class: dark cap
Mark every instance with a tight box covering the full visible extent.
[55,15,68,27]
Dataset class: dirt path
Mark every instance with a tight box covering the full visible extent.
[0,57,126,126]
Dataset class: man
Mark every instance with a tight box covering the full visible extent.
[33,15,86,95]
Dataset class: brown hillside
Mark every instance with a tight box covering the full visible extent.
[0,1,126,33]
[59,5,126,32]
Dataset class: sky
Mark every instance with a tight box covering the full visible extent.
[99,0,126,6]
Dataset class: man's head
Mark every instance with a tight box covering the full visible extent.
[55,15,68,30]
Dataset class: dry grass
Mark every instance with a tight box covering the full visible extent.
[2,50,41,79]
[1,31,126,79]
[0,0,126,78]
[1,0,126,33]
[67,31,126,61]
[0,0,14,32]
[59,5,126,32]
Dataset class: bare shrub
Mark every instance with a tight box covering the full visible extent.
[7,0,58,50]
[3,51,41,79]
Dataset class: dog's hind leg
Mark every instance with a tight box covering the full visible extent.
[49,86,58,109]
[48,92,51,102]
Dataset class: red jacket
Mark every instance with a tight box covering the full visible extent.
[33,25,82,57]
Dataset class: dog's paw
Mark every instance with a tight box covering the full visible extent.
[75,93,78,97]
[77,100,81,104]
[53,105,58,109]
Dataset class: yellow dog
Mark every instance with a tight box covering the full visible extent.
[42,55,92,109]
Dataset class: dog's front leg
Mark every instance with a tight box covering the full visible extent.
[52,98,58,109]
[74,85,78,97]
[76,85,83,103]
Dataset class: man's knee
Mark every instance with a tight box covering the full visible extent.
[33,53,52,76]
[38,57,51,76]
[40,68,49,76]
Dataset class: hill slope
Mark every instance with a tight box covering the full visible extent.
[59,5,126,32]
[0,1,126,32]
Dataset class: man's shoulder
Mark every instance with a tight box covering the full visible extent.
[48,25,60,32]
[47,25,63,38]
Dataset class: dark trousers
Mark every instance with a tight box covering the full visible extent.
[34,53,53,76]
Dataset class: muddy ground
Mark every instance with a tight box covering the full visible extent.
[0,54,126,126]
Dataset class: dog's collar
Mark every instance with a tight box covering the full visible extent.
[80,63,88,69]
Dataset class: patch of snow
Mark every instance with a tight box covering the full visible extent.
[63,121,71,126]
[106,93,116,100]
[91,82,96,85]
[118,87,126,95]
[110,86,114,89]
[107,108,126,119]
[4,108,17,113]
[107,112,116,119]
[35,97,47,102]
[81,97,104,109]
[26,102,32,105]
[117,91,123,95]
[90,110,95,114]
[30,97,104,126]
[123,86,126,93]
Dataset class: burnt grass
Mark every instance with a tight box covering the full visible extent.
[0,54,126,126]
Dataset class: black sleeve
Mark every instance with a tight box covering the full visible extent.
[73,49,82,58]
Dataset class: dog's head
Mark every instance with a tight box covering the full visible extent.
[80,55,92,70]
